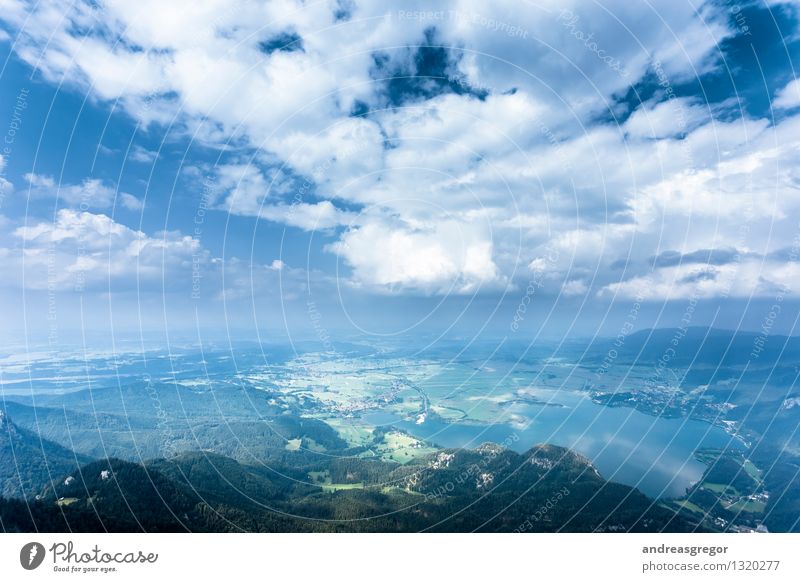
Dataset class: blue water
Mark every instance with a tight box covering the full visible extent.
[371,394,741,498]
[5,347,743,499]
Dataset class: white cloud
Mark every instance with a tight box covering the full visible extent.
[562,279,588,296]
[128,145,158,163]
[602,259,799,301]
[328,218,504,294]
[0,209,314,306]
[8,209,203,290]
[0,155,12,196]
[24,173,136,210]
[210,163,350,228]
[120,192,144,211]
[24,173,55,188]
[260,201,353,230]
[216,163,274,216]
[623,98,711,139]
[4,0,800,301]
[774,78,800,110]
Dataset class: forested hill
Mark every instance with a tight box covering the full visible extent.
[0,409,89,499]
[0,444,698,533]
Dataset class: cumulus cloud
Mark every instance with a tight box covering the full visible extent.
[328,218,504,294]
[602,259,800,300]
[562,279,589,296]
[128,145,158,163]
[7,209,203,291]
[119,192,144,211]
[623,97,711,139]
[23,173,138,210]
[259,201,353,230]
[24,173,55,188]
[0,209,308,303]
[774,78,800,110]
[0,155,12,196]
[2,0,798,301]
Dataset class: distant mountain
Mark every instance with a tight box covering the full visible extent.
[589,326,800,367]
[0,445,699,532]
[0,409,90,498]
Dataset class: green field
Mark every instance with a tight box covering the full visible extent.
[742,459,762,483]
[321,482,365,492]
[375,430,436,463]
[702,482,738,496]
[674,500,706,515]
[325,420,374,448]
[726,499,767,514]
[284,438,302,451]
[307,470,365,492]
[259,356,548,432]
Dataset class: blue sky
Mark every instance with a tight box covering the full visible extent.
[1,0,800,344]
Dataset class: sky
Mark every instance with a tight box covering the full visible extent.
[0,0,799,345]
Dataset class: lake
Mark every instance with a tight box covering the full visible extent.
[373,389,741,498]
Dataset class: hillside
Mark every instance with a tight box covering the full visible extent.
[0,408,90,499]
[1,444,698,532]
